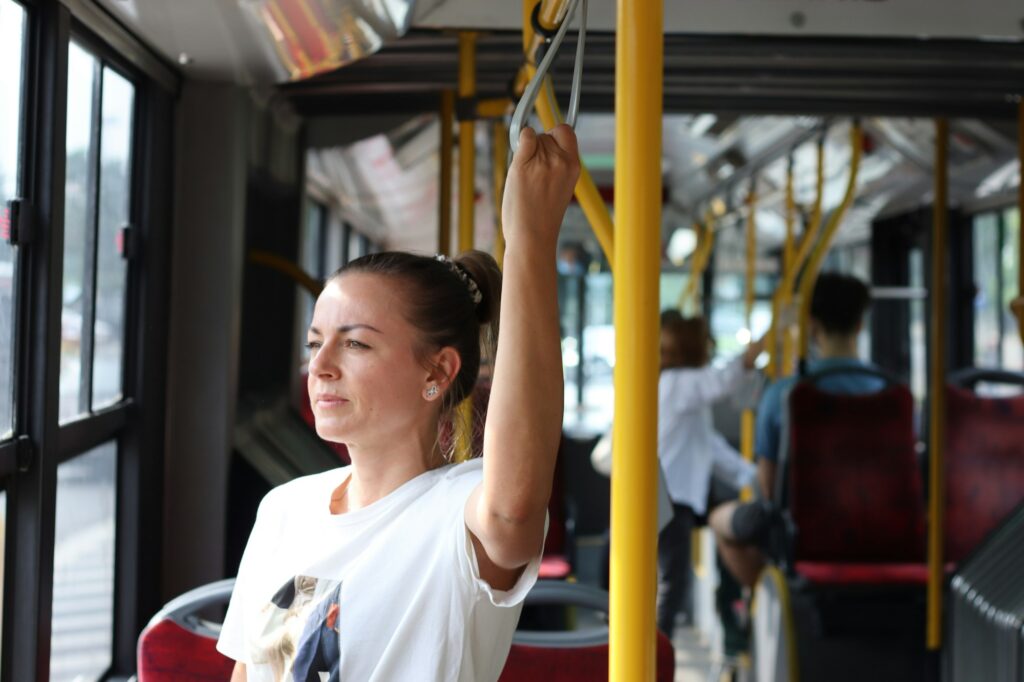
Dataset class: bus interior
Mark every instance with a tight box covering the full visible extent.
[0,0,1023,680]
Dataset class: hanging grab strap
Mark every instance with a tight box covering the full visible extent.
[510,0,587,152]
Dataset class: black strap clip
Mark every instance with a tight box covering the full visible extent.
[3,198,34,246]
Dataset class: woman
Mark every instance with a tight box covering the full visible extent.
[217,125,580,681]
[656,312,761,638]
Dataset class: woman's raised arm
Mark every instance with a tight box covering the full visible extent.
[465,125,580,576]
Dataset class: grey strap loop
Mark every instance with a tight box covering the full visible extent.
[509,0,587,153]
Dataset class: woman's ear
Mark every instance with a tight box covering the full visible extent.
[426,347,462,396]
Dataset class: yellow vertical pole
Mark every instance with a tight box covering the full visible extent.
[768,160,796,380]
[781,158,798,377]
[683,221,706,312]
[740,185,757,502]
[610,0,662,678]
[1014,101,1024,342]
[458,32,477,254]
[438,90,455,256]
[926,118,949,651]
[492,121,509,270]
[456,32,477,462]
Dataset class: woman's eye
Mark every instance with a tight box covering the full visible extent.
[344,339,369,349]
[305,341,321,351]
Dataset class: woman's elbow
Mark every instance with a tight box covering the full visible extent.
[477,510,546,569]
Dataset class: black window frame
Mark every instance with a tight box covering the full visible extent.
[3,2,177,680]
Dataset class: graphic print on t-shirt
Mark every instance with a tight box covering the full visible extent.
[247,575,342,681]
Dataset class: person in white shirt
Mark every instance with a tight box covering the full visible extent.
[217,125,580,682]
[656,311,761,637]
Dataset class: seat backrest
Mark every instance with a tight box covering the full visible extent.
[502,580,674,681]
[787,381,926,563]
[499,636,675,682]
[137,619,235,682]
[944,385,1024,562]
[137,579,236,682]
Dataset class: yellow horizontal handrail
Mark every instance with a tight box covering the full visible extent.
[248,250,322,297]
[477,97,513,119]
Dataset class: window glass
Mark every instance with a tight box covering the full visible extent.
[0,489,7,670]
[297,199,325,369]
[1002,207,1021,370]
[50,441,117,682]
[973,212,1001,367]
[59,44,98,423]
[909,248,927,404]
[348,229,362,263]
[0,1,26,438]
[92,68,134,410]
[561,271,613,434]
[709,270,773,359]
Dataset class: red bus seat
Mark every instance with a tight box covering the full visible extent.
[139,580,659,681]
[499,580,675,682]
[500,639,676,682]
[137,579,235,681]
[788,381,926,563]
[944,383,1024,563]
[793,561,956,586]
[785,377,927,585]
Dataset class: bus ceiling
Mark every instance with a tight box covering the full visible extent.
[92,0,1024,88]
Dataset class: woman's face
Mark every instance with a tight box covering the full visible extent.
[306,273,437,447]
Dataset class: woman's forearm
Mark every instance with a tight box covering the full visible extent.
[479,241,563,538]
[465,126,578,569]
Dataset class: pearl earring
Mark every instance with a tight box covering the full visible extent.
[426,385,439,398]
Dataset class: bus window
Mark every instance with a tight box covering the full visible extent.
[59,43,98,423]
[58,46,136,421]
[92,68,135,410]
[974,211,1001,367]
[973,208,1022,370]
[49,441,117,682]
[0,0,26,439]
[1001,208,1020,369]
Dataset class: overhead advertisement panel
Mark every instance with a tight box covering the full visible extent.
[241,0,446,81]
[415,0,1024,41]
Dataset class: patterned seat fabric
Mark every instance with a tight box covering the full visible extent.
[137,619,234,682]
[787,382,926,565]
[499,634,676,682]
[944,386,1024,562]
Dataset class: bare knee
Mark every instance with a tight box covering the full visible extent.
[709,501,738,540]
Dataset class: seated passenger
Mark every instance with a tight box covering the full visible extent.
[217,126,580,682]
[656,312,760,637]
[709,272,882,587]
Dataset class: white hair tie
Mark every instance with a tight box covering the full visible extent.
[435,255,483,305]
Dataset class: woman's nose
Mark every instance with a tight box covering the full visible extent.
[309,345,340,378]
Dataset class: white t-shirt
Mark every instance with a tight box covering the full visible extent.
[217,458,543,682]
[658,356,755,513]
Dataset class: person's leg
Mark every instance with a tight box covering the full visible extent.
[709,501,767,588]
[656,503,695,637]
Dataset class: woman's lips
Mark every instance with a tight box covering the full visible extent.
[316,395,349,408]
